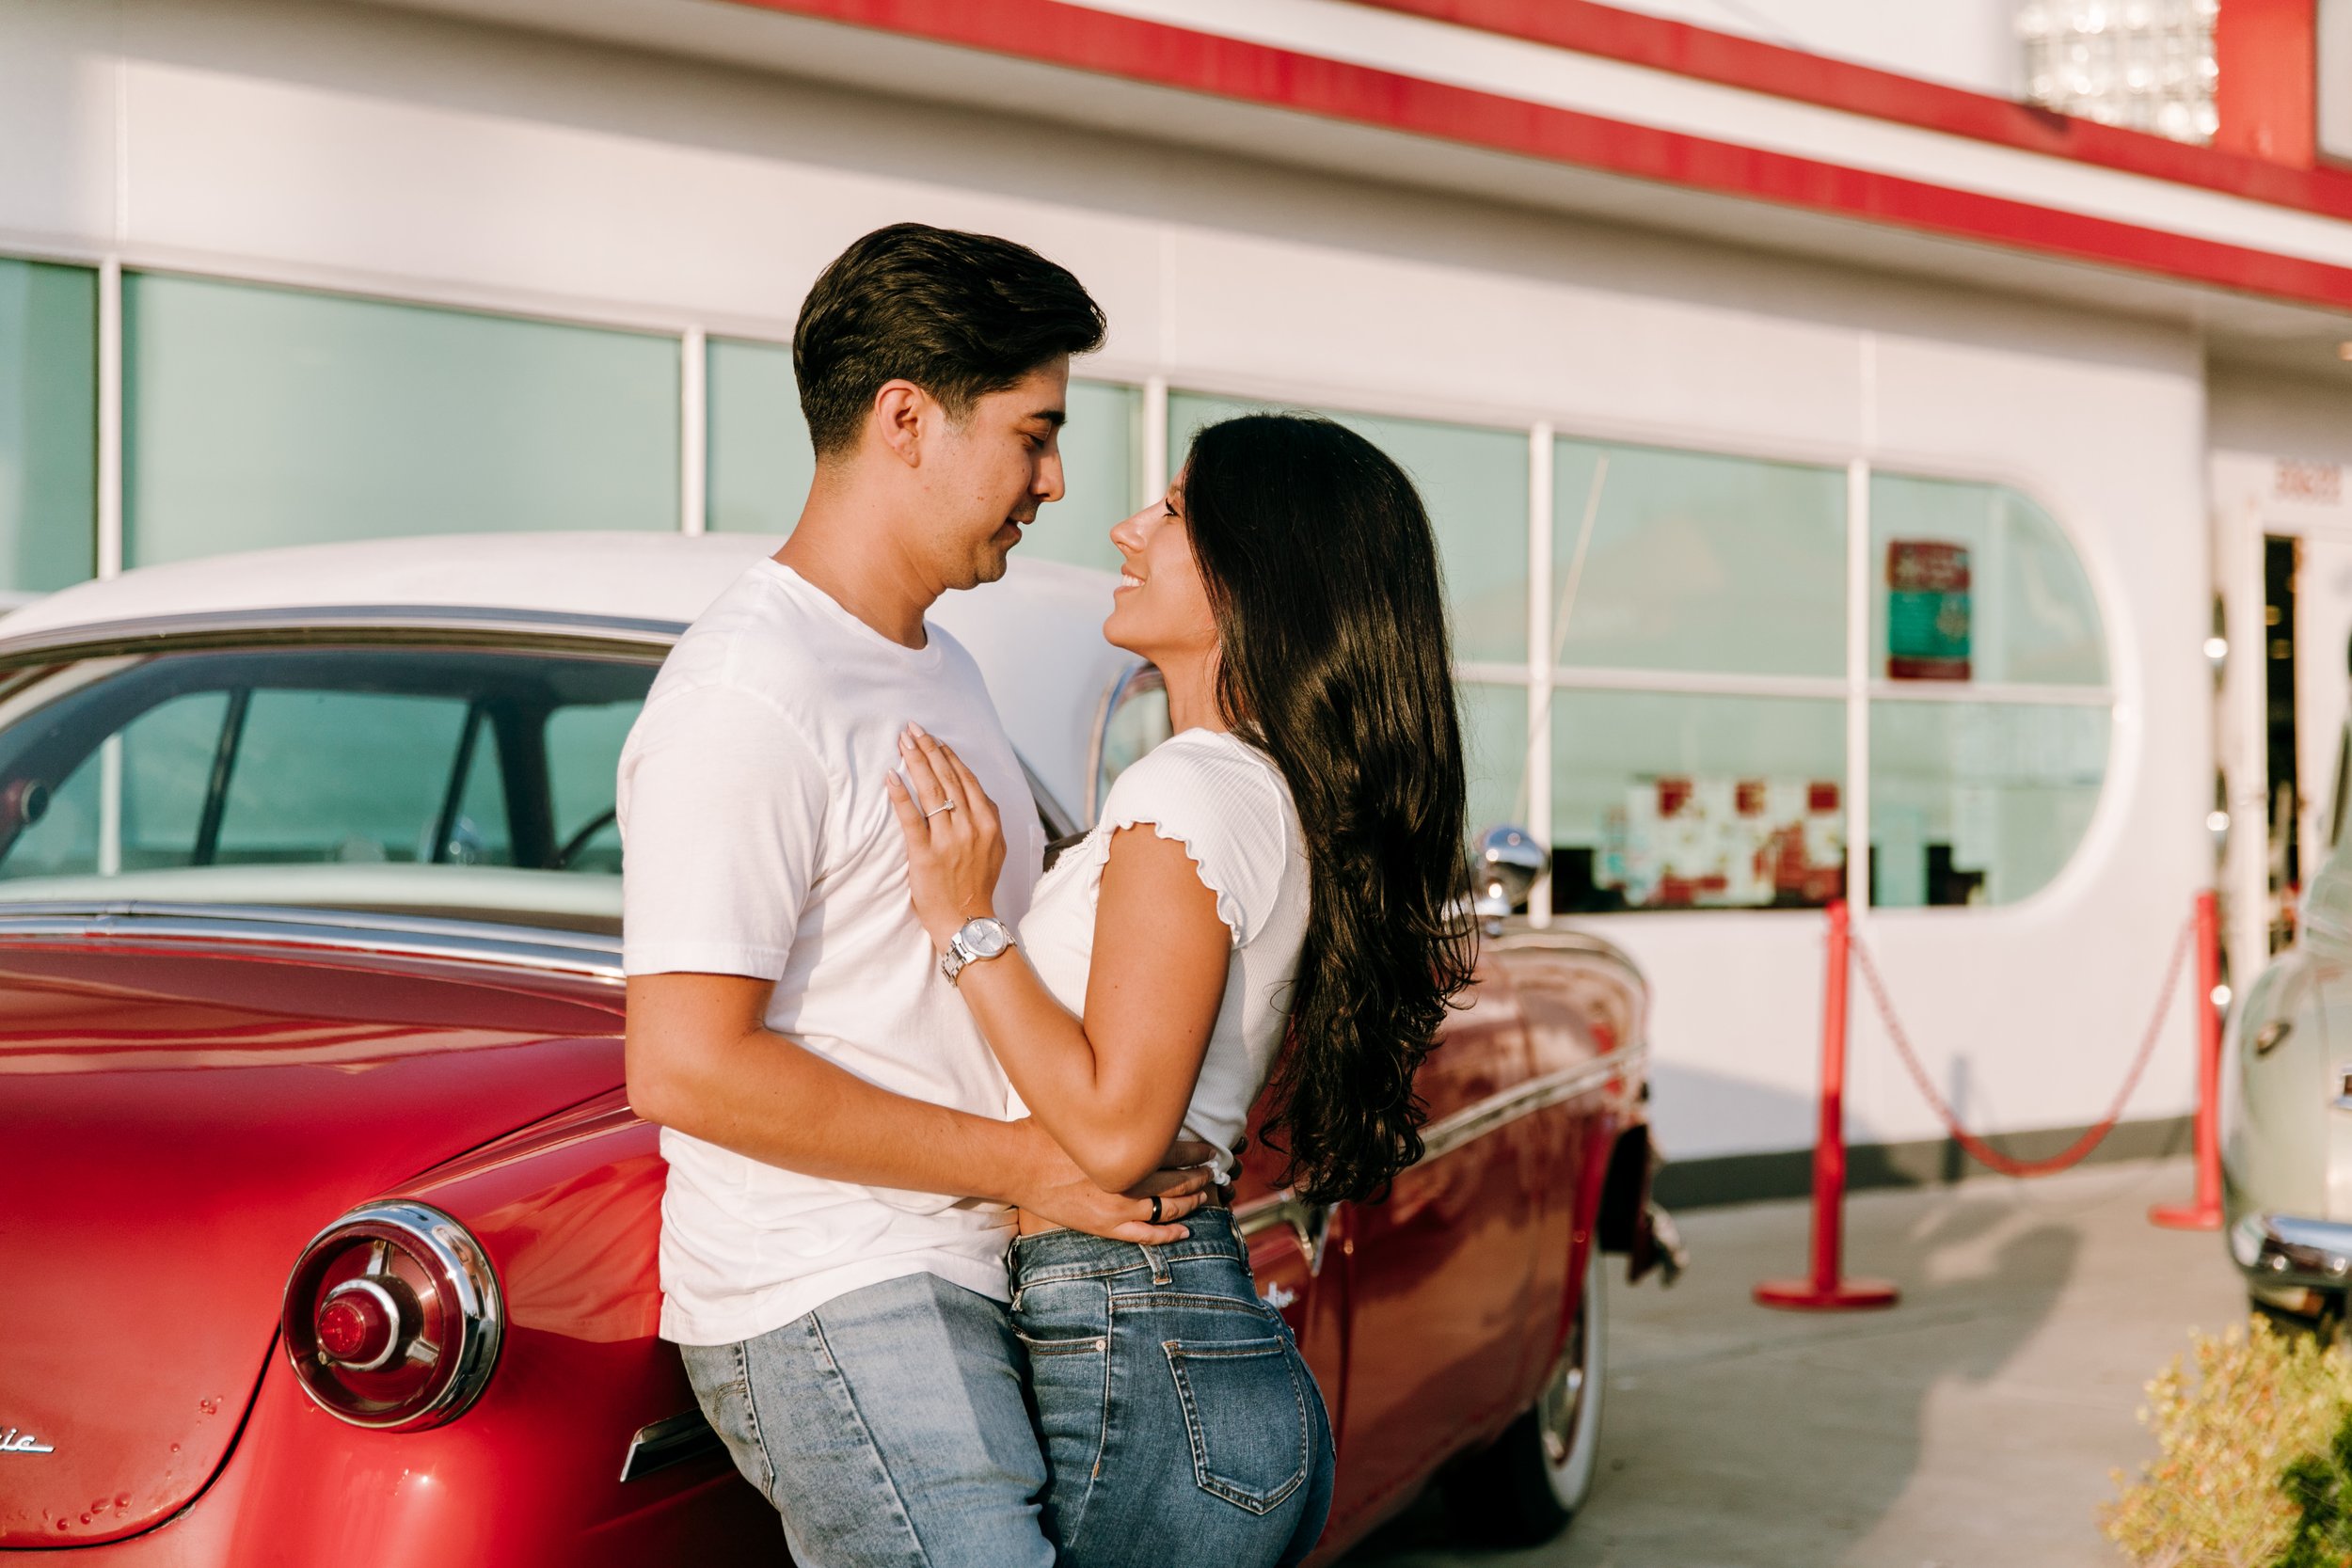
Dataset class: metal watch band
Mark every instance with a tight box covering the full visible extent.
[941,918,1014,986]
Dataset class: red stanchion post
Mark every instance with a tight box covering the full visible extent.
[1756,899,1899,1311]
[2151,888,2224,1231]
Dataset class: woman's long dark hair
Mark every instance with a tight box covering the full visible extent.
[1182,413,1477,1206]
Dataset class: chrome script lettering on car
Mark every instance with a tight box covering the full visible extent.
[0,1427,56,1454]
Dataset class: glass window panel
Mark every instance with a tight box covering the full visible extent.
[1869,701,2107,907]
[1549,689,1846,912]
[1170,392,1529,664]
[1459,681,1531,847]
[213,689,473,863]
[707,337,810,535]
[2,692,230,878]
[448,713,513,867]
[1870,474,2106,687]
[124,274,679,564]
[547,699,639,873]
[0,258,97,592]
[1024,378,1136,574]
[1550,439,1846,678]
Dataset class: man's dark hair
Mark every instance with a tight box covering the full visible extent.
[794,223,1106,459]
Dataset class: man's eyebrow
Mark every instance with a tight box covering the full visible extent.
[1025,407,1068,429]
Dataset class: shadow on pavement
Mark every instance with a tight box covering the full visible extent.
[1343,1157,2236,1568]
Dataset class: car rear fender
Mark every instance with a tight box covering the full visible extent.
[2227,948,2328,1223]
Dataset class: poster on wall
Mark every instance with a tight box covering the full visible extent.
[1596,775,1844,909]
[1887,539,1972,681]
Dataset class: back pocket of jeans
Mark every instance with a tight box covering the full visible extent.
[1162,1336,1310,1514]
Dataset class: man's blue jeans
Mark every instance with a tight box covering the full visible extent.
[680,1272,1055,1568]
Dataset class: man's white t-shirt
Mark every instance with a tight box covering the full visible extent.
[617,560,1042,1347]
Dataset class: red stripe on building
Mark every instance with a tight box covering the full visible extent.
[721,0,2352,312]
[1356,0,2352,221]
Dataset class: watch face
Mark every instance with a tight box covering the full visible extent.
[961,919,1011,958]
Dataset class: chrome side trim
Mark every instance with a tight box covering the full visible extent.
[1421,1052,1645,1163]
[0,901,623,980]
[0,606,687,664]
[1238,1192,1333,1274]
[619,1409,726,1482]
[1236,1049,1645,1259]
[2232,1212,2352,1289]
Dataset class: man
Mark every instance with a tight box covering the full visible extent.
[620,224,1209,1566]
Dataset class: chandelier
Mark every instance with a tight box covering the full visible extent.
[2018,0,2219,143]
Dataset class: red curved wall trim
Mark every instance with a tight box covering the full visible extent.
[721,0,2352,312]
[1356,0,2352,221]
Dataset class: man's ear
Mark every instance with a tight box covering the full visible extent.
[869,379,931,469]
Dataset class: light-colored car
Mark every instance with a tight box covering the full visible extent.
[2225,754,2352,1317]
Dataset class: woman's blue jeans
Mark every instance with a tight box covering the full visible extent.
[1009,1206,1336,1568]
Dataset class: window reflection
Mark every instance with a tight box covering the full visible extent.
[1549,690,1846,912]
[1551,440,1846,679]
[1869,701,2108,907]
[124,275,680,562]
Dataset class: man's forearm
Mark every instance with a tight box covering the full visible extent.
[631,1015,1037,1202]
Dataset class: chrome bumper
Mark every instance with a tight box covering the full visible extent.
[2231,1213,2352,1290]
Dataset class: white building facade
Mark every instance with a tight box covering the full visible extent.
[8,0,2352,1197]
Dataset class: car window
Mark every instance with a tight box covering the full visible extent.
[546,700,636,874]
[213,690,476,865]
[0,644,658,930]
[8,690,229,877]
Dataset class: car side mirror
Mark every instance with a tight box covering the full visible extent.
[1471,825,1549,936]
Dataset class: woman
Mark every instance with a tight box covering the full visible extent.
[883,413,1474,1568]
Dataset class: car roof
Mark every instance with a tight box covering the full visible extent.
[0,533,1133,821]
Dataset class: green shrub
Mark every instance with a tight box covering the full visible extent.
[2277,1405,2352,1568]
[2106,1318,2352,1568]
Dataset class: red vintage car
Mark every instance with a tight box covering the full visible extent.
[0,533,1675,1564]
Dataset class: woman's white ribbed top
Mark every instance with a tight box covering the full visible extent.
[1010,728,1311,1180]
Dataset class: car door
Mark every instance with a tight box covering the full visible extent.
[1323,955,1539,1533]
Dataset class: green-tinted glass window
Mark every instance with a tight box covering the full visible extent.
[212,689,476,863]
[1458,681,1531,845]
[707,336,810,535]
[1548,689,1846,911]
[2,691,228,878]
[123,274,679,564]
[447,712,514,867]
[1551,439,1846,678]
[1024,378,1137,574]
[1869,701,2107,907]
[546,699,639,873]
[0,258,97,592]
[1170,393,1529,665]
[1870,474,2106,687]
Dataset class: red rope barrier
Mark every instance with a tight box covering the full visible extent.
[1848,911,2197,1179]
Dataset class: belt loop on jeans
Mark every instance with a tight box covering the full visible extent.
[1138,1241,1171,1286]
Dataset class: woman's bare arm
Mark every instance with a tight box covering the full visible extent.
[888,726,1232,1192]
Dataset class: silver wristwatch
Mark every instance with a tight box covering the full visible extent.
[941,916,1015,985]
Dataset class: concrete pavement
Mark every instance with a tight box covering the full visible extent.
[1348,1155,2249,1568]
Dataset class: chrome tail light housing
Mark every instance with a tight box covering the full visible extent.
[281,1200,503,1431]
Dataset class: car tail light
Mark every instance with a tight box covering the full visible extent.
[281,1200,502,1431]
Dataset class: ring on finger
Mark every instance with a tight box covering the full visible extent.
[1149,1194,1163,1225]
[923,799,958,818]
